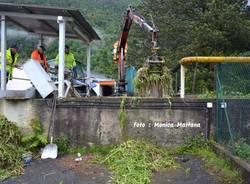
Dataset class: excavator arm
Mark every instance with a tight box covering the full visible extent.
[114,6,159,94]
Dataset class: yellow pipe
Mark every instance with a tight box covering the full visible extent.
[179,56,250,98]
[180,56,250,65]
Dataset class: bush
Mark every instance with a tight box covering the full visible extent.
[234,139,250,163]
[21,119,47,151]
[54,135,70,154]
[178,134,209,154]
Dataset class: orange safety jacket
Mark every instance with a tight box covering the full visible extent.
[31,49,48,70]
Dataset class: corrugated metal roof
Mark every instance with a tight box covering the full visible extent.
[0,3,100,43]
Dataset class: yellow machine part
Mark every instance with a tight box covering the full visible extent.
[113,41,128,63]
[179,56,250,65]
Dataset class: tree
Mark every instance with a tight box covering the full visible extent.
[127,0,250,93]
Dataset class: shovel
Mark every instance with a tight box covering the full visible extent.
[41,136,58,159]
[41,94,58,159]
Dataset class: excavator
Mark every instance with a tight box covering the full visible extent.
[113,6,164,95]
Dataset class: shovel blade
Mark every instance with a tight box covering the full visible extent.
[41,144,58,159]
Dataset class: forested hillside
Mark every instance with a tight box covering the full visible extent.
[1,0,250,94]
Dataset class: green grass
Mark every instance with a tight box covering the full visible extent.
[175,135,243,184]
[196,148,243,184]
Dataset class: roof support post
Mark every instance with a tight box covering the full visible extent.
[86,43,91,96]
[57,16,65,98]
[180,64,185,98]
[1,15,7,90]
[87,43,91,80]
[39,34,44,46]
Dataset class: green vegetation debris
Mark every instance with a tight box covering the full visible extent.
[95,139,177,184]
[134,64,173,98]
[0,116,22,145]
[0,116,25,181]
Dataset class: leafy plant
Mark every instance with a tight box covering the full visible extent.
[54,135,70,154]
[21,119,47,151]
[197,90,216,99]
[178,134,209,154]
[234,139,250,163]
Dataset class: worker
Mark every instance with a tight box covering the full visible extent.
[0,44,19,80]
[31,45,48,71]
[55,45,76,70]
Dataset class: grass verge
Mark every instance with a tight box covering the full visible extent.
[176,135,243,184]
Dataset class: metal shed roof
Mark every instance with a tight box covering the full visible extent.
[0,3,100,43]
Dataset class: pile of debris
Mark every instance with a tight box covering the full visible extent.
[0,116,25,181]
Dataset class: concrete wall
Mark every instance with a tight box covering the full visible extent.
[0,99,51,133]
[0,97,214,146]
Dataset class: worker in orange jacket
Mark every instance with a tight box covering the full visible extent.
[31,45,48,71]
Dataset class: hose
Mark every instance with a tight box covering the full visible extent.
[47,92,57,140]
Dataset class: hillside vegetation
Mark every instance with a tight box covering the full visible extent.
[0,0,250,93]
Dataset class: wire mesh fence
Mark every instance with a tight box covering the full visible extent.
[215,63,250,162]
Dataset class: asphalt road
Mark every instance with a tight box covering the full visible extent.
[2,155,222,184]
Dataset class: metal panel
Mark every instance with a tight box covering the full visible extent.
[126,66,137,95]
[0,3,100,42]
[23,60,57,98]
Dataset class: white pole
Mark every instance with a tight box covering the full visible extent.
[87,43,91,80]
[57,16,65,98]
[86,43,91,96]
[1,15,6,90]
[180,64,185,98]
